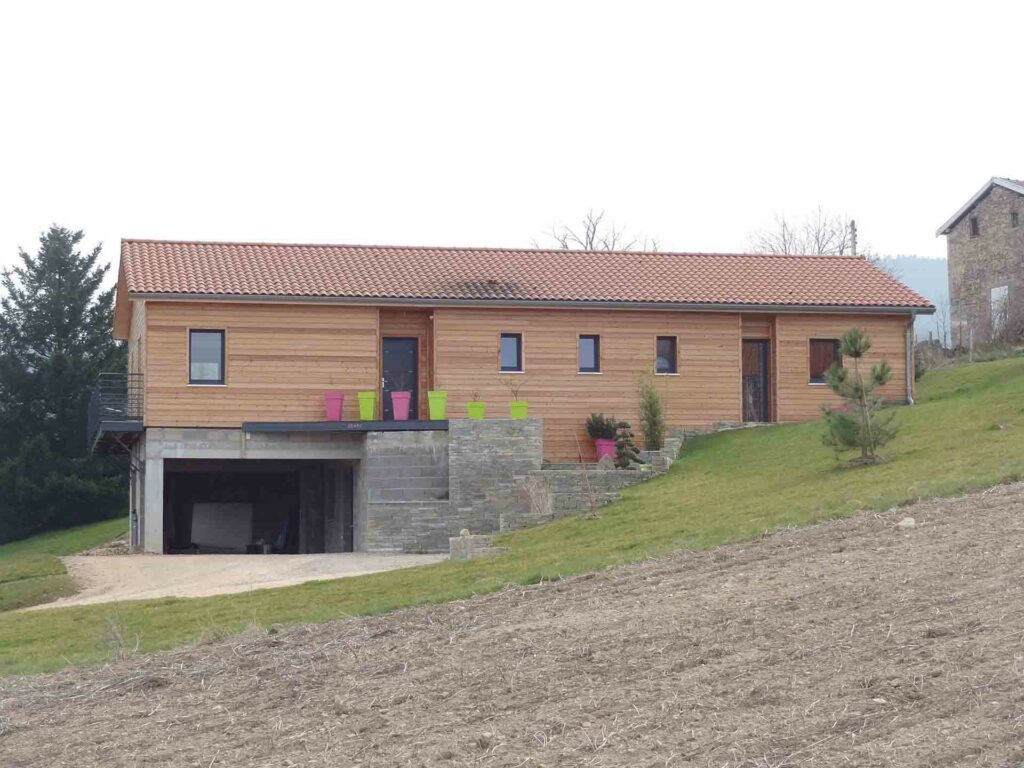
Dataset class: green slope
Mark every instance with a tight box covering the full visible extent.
[0,518,127,613]
[2,358,1022,676]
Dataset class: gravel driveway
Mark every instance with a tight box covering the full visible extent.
[27,552,446,609]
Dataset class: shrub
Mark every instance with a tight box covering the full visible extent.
[585,413,618,440]
[614,421,642,469]
[821,327,898,464]
[638,374,666,451]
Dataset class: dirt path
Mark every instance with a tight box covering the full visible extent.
[28,553,446,609]
[4,484,1024,766]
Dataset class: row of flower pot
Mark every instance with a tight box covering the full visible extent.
[323,391,529,421]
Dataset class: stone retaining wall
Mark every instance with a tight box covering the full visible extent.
[503,436,683,531]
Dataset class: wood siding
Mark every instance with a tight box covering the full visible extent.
[144,301,379,426]
[775,313,909,422]
[138,300,913,461]
[378,308,434,418]
[433,307,742,461]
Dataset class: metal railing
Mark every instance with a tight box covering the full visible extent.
[87,372,143,448]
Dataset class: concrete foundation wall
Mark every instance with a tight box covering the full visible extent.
[137,419,555,554]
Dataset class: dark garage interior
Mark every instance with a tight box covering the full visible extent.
[162,459,355,554]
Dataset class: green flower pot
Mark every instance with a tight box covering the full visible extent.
[509,400,529,419]
[428,390,448,420]
[357,391,377,420]
[466,401,486,420]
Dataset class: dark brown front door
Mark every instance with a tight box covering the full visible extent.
[742,339,771,422]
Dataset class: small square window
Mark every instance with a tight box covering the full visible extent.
[969,215,980,238]
[656,336,677,374]
[499,333,523,372]
[809,339,841,384]
[189,329,225,384]
[1011,211,1019,228]
[578,335,600,373]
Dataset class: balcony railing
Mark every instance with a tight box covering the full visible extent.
[87,372,143,450]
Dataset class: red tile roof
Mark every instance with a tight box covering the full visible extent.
[119,239,934,311]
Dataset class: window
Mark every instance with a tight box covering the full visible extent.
[808,338,841,384]
[969,215,980,238]
[991,285,1009,336]
[499,333,523,372]
[189,329,225,384]
[656,336,678,374]
[1012,211,1020,228]
[578,335,600,373]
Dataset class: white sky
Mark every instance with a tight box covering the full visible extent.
[1,1,1021,279]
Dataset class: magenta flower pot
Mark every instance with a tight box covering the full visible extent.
[324,391,345,421]
[390,391,412,421]
[594,438,617,461]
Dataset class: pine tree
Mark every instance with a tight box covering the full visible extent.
[0,226,126,542]
[821,327,898,465]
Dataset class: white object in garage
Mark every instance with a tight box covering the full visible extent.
[191,502,254,553]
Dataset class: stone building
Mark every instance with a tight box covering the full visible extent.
[937,177,1024,346]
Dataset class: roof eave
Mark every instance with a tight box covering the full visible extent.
[936,177,1024,235]
[129,291,934,315]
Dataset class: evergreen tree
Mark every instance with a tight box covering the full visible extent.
[0,226,126,542]
[821,327,898,464]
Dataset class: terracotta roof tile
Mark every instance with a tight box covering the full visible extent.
[120,239,934,311]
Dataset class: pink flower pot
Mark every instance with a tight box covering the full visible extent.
[324,391,345,421]
[594,438,617,461]
[390,391,412,421]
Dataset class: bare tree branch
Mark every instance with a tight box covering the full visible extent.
[541,210,658,252]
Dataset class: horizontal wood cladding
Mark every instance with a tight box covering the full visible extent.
[144,301,379,426]
[775,313,909,422]
[741,314,773,339]
[433,307,742,461]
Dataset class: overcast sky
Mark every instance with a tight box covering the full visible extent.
[1,1,1021,279]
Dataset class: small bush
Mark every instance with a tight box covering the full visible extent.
[585,413,618,440]
[638,375,666,451]
[614,421,642,468]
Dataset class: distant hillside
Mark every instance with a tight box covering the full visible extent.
[877,255,949,342]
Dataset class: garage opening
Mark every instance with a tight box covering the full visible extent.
[162,459,355,554]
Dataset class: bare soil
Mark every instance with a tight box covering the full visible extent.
[3,484,1024,767]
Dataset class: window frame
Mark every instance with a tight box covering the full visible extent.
[807,338,841,386]
[499,332,524,373]
[577,334,601,374]
[188,329,226,386]
[655,335,679,375]
[968,215,980,238]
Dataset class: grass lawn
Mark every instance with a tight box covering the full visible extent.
[0,518,127,613]
[2,358,1023,676]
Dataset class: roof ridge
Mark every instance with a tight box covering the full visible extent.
[119,237,867,261]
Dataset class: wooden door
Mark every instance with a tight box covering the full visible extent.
[742,339,770,422]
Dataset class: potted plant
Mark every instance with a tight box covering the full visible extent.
[357,390,377,420]
[586,412,618,461]
[324,391,345,421]
[389,371,412,421]
[466,389,486,420]
[427,377,447,420]
[503,377,528,419]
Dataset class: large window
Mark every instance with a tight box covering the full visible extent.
[578,335,601,373]
[808,338,841,384]
[189,329,225,385]
[656,336,678,374]
[500,333,523,372]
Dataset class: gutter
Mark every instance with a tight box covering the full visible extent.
[129,292,935,316]
[905,313,916,405]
